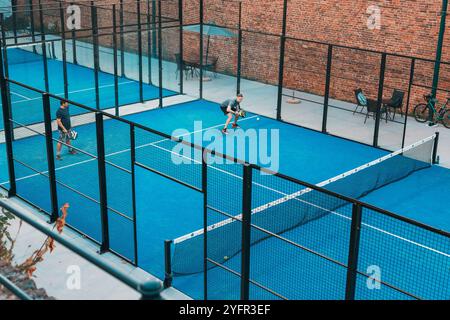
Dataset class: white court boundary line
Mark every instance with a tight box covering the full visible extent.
[9,80,136,105]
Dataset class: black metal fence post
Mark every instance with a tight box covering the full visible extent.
[322,44,333,133]
[28,0,36,44]
[276,0,288,121]
[12,0,17,44]
[59,0,69,99]
[0,46,16,197]
[119,0,125,76]
[240,164,253,300]
[202,154,208,300]
[70,2,78,64]
[345,202,363,300]
[236,2,242,94]
[0,12,13,141]
[42,93,59,223]
[199,0,204,99]
[401,58,415,149]
[113,4,119,116]
[0,13,8,78]
[38,0,49,92]
[151,0,157,58]
[373,53,386,148]
[157,0,163,107]
[91,2,100,110]
[137,0,144,102]
[164,240,173,288]
[146,0,152,85]
[178,0,184,94]
[95,112,110,253]
[130,124,138,265]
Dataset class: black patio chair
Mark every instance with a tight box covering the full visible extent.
[383,89,405,120]
[354,88,388,124]
[175,53,192,80]
[353,88,365,114]
[204,56,219,78]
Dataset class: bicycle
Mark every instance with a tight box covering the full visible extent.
[414,94,450,128]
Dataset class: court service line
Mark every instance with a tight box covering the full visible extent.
[9,80,136,105]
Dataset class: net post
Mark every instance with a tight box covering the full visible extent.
[402,58,416,149]
[240,164,253,301]
[137,0,144,102]
[113,4,120,116]
[95,112,110,254]
[345,202,363,300]
[164,240,173,288]
[373,52,387,148]
[432,132,440,164]
[0,44,16,197]
[91,2,100,110]
[202,151,208,300]
[42,93,59,223]
[322,44,333,133]
[130,123,139,266]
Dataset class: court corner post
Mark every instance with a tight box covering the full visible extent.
[432,131,440,164]
[345,202,363,300]
[42,93,59,223]
[95,112,110,254]
[240,164,253,301]
[0,41,17,197]
[163,240,173,289]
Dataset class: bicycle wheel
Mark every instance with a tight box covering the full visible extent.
[414,104,431,123]
[442,110,450,129]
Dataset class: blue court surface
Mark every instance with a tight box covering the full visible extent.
[0,100,449,300]
[0,47,177,130]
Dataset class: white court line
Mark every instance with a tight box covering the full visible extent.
[9,80,136,105]
[0,115,258,186]
[10,91,32,100]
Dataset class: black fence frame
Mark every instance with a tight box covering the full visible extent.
[1,59,449,302]
[1,0,449,301]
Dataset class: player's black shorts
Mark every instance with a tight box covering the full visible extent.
[220,106,236,115]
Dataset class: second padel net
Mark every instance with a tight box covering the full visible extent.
[171,134,437,275]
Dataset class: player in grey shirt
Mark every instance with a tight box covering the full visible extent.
[220,93,244,134]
